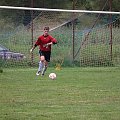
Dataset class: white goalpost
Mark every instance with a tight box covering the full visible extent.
[0,5,120,14]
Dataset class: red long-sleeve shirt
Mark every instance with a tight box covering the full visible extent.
[35,34,57,51]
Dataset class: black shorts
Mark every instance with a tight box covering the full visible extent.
[39,50,51,62]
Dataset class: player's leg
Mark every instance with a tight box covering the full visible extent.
[36,56,44,75]
[36,51,45,75]
[41,51,51,76]
[41,60,48,76]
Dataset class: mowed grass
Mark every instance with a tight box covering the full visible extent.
[0,67,120,120]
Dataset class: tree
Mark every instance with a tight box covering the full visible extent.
[0,0,119,26]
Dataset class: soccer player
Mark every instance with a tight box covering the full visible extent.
[30,26,57,76]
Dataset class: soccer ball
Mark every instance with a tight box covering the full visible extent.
[49,73,56,80]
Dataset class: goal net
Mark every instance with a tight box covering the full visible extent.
[0,6,120,68]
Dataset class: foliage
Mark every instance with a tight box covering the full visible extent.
[0,69,3,73]
[0,0,119,26]
[0,59,4,73]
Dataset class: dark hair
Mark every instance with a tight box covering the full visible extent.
[44,26,49,30]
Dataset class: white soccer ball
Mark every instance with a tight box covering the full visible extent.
[49,73,56,80]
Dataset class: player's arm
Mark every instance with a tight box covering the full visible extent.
[51,38,57,45]
[43,41,57,48]
[30,37,41,53]
[30,44,37,53]
[43,36,57,48]
[49,36,57,45]
[43,42,53,47]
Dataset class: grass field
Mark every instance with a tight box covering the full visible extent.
[0,67,120,120]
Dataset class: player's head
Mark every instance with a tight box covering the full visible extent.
[44,26,49,31]
[44,26,49,36]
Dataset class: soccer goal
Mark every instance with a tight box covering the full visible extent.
[0,6,120,67]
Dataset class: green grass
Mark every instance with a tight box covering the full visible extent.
[0,67,120,120]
